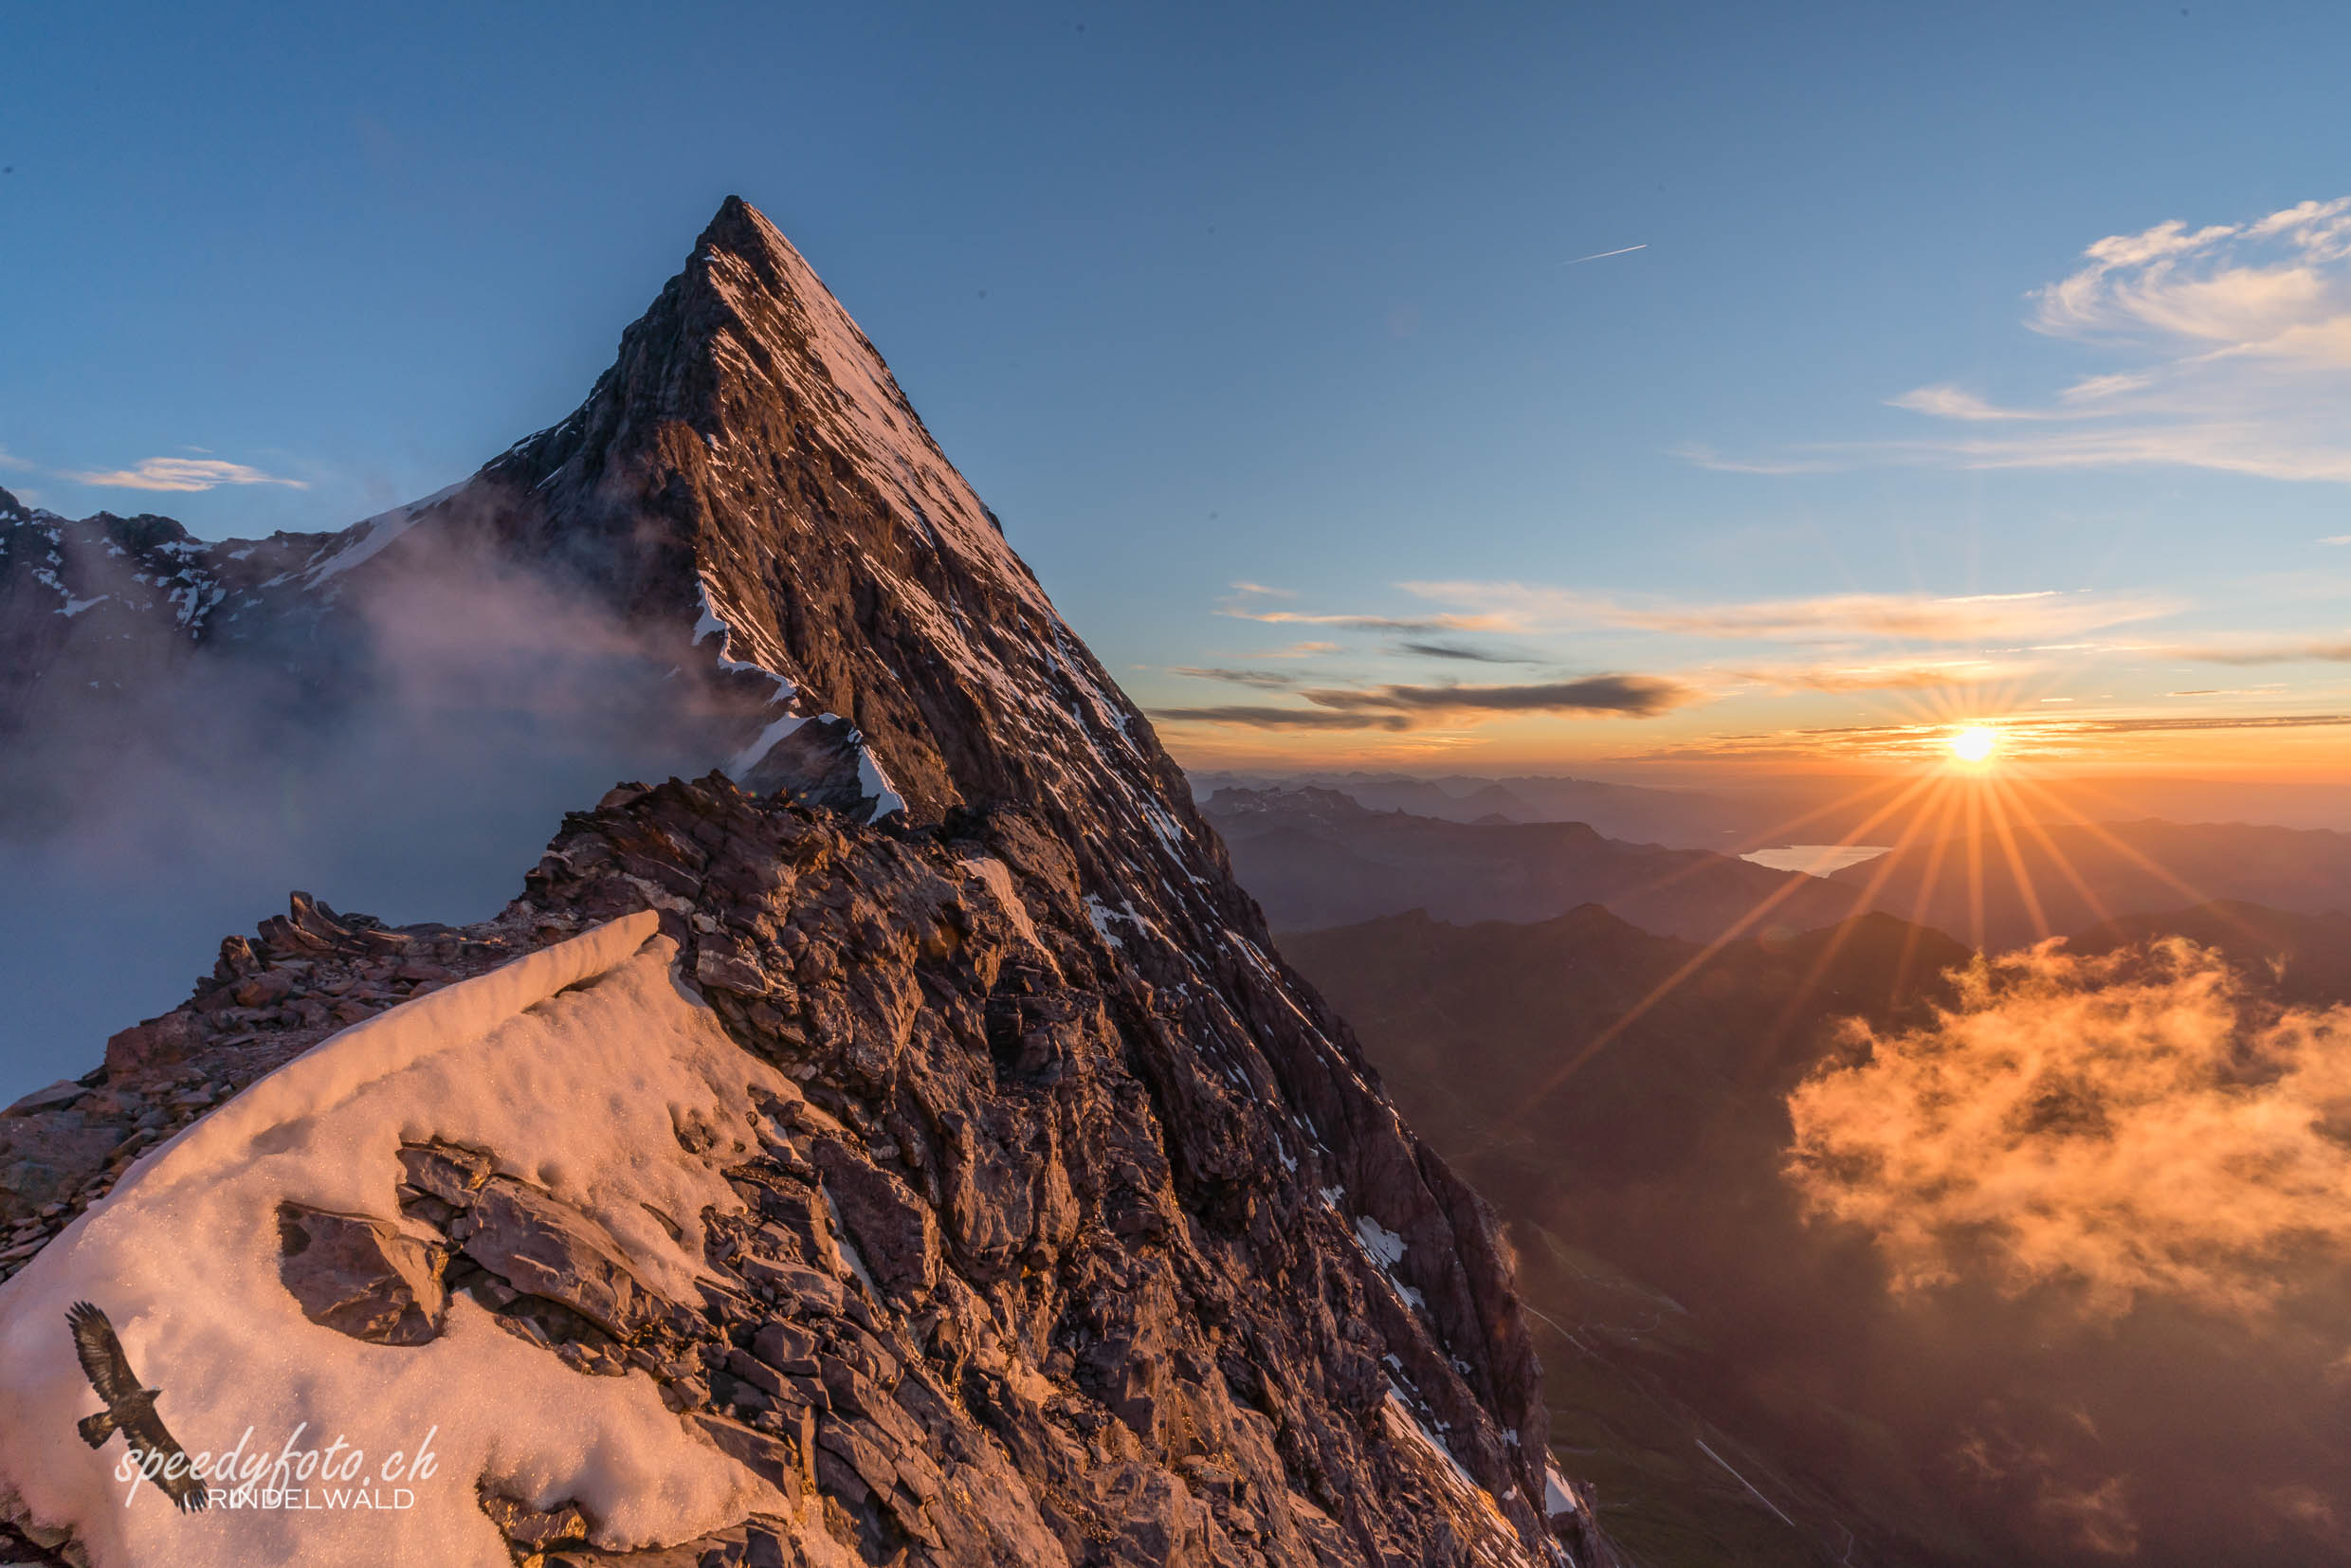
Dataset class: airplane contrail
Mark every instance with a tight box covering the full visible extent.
[1566,244,1648,264]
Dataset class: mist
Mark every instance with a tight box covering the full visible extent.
[0,525,766,1100]
[1777,939,2351,1560]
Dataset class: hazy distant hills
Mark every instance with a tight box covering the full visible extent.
[1204,785,1872,942]
[1284,904,1968,1189]
[1833,818,2351,951]
[1206,784,2351,958]
[1192,769,1767,848]
[1278,891,2351,1568]
[2067,898,2351,1006]
[1193,769,2351,851]
[1285,905,1984,1566]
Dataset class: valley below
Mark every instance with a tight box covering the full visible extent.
[1239,775,2351,1567]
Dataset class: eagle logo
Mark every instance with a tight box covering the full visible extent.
[66,1302,210,1512]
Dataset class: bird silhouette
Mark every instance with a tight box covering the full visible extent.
[66,1302,209,1512]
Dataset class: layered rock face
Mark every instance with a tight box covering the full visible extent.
[0,201,1613,1567]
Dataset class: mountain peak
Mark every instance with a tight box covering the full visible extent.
[0,197,1613,1566]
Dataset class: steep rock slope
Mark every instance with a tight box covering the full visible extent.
[0,201,1609,1567]
[1279,908,1996,1567]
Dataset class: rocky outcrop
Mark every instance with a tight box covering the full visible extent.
[0,198,1619,1567]
[276,1203,449,1345]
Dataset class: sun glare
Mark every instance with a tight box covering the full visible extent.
[1950,725,1998,764]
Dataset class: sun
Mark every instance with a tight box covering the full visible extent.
[1949,724,1998,763]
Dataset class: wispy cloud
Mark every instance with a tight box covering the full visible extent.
[1671,443,1849,476]
[63,457,308,492]
[1169,666,1296,689]
[1392,640,1533,665]
[1401,580,2177,644]
[1697,198,2351,483]
[1152,672,1701,732]
[1620,709,2351,763]
[1300,675,1701,718]
[1566,244,1647,265]
[1887,384,2086,423]
[1220,608,1516,633]
[1725,657,2026,692]
[2158,635,2351,665]
[1229,580,1294,598]
[1150,704,1412,731]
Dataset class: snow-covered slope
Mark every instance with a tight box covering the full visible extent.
[0,914,832,1566]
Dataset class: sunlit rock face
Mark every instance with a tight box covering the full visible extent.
[0,201,1614,1568]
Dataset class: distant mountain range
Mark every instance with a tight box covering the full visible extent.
[1191,770,1769,848]
[1194,770,2351,851]
[1203,785,1874,943]
[1206,783,2351,969]
[1833,818,2351,951]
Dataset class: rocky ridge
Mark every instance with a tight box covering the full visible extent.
[0,198,1614,1567]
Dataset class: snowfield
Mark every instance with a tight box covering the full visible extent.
[0,913,809,1567]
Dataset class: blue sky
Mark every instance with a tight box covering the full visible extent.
[9,0,2351,775]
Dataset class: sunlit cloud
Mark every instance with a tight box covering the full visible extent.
[1886,384,2071,423]
[1911,199,2351,480]
[1402,580,2178,644]
[1229,580,1295,597]
[1787,939,2351,1321]
[1724,656,2027,692]
[2157,635,2351,664]
[62,457,308,492]
[1621,709,2351,763]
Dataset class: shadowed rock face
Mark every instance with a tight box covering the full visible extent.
[0,200,1615,1566]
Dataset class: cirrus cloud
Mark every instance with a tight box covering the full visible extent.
[1151,671,1702,732]
[1697,197,2351,483]
[63,457,308,492]
[1149,704,1413,731]
[1401,579,2178,644]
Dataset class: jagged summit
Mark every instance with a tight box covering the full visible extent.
[0,201,1614,1566]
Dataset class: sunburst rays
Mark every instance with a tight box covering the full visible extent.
[1517,673,2239,1110]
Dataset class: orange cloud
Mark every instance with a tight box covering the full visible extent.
[1786,939,2351,1320]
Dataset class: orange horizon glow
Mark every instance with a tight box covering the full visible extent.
[1155,676,2351,781]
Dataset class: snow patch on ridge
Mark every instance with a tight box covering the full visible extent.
[692,574,798,701]
[854,747,906,824]
[0,914,800,1566]
[298,481,468,588]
